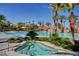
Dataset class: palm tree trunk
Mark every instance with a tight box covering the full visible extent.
[64,21,65,33]
[61,20,63,32]
[54,11,58,32]
[69,11,75,45]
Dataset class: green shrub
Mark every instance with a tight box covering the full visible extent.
[24,37,30,41]
[8,38,23,43]
[50,33,74,50]
[37,37,52,42]
[26,30,38,40]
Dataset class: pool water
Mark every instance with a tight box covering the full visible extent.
[5,31,79,40]
[59,33,79,40]
[5,31,50,37]
[15,41,57,56]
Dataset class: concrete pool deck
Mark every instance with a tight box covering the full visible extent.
[0,41,27,56]
[0,41,77,56]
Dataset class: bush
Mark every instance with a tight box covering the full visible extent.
[50,33,74,51]
[24,37,29,41]
[37,37,52,42]
[8,37,23,43]
[8,38,15,43]
[51,37,74,50]
[26,30,38,40]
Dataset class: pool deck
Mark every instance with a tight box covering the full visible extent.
[0,41,27,56]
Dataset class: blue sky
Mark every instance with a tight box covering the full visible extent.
[0,3,79,28]
[0,3,52,24]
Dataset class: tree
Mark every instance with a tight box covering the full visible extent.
[30,20,38,31]
[46,22,51,27]
[59,15,67,32]
[4,20,12,31]
[30,23,38,31]
[46,22,52,32]
[65,3,79,45]
[17,22,25,30]
[0,15,6,31]
[27,30,38,40]
[0,15,6,21]
[51,3,65,32]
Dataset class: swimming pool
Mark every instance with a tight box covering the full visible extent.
[59,33,79,40]
[5,31,50,37]
[2,31,79,40]
[15,41,57,56]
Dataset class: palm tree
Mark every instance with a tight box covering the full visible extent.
[65,3,79,45]
[46,22,53,37]
[28,21,31,31]
[30,24,38,31]
[63,20,66,33]
[17,22,25,30]
[38,21,42,31]
[46,22,51,27]
[59,15,66,32]
[51,3,65,32]
[46,22,52,31]
[4,21,12,31]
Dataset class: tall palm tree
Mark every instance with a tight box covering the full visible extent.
[63,19,66,33]
[46,22,52,32]
[59,15,67,32]
[51,3,65,32]
[65,3,79,45]
[45,22,51,37]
